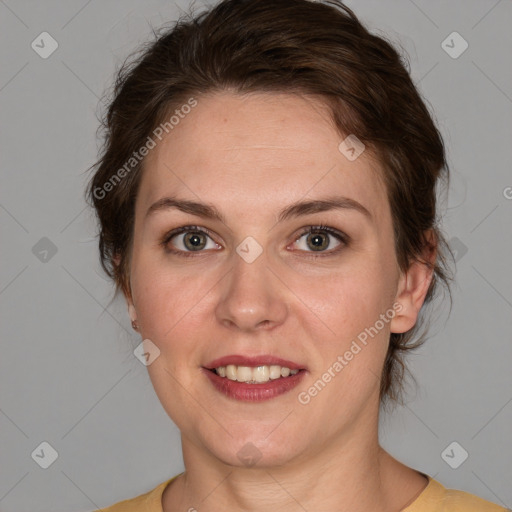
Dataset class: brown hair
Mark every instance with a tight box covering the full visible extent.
[85,0,453,407]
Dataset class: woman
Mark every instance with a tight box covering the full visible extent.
[86,0,507,510]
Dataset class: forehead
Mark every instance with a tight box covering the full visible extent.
[136,91,388,222]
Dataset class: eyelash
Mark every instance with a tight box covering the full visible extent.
[159,224,349,258]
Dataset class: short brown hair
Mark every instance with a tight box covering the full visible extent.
[85,0,453,407]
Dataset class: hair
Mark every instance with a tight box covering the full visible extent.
[85,0,454,407]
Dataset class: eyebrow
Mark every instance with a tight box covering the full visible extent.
[145,195,372,223]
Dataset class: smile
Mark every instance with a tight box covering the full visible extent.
[214,364,299,383]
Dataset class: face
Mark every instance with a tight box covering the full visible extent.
[125,91,419,468]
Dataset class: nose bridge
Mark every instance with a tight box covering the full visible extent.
[215,242,287,331]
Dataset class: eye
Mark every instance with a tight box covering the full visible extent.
[290,225,347,255]
[161,225,221,256]
[160,224,348,258]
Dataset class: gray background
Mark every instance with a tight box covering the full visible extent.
[1,0,511,510]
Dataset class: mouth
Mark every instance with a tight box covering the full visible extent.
[202,355,307,401]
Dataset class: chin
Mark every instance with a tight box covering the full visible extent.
[204,431,307,470]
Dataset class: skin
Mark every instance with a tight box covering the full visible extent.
[122,91,435,512]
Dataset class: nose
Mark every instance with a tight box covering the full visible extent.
[214,248,288,332]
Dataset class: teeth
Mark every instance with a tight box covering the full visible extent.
[216,364,300,383]
[269,365,281,380]
[253,365,269,383]
[226,365,237,380]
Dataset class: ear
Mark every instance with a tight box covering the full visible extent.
[113,252,137,323]
[127,301,137,324]
[123,289,137,325]
[390,230,437,334]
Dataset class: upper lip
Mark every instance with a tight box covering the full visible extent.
[204,355,306,370]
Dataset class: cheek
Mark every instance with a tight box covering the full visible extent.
[134,273,212,340]
[289,254,397,403]
[294,272,393,409]
[130,262,213,416]
[129,250,213,340]
[290,257,395,341]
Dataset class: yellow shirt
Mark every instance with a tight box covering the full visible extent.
[95,473,508,511]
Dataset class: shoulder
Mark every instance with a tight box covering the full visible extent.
[93,476,178,512]
[437,486,509,512]
[405,476,509,512]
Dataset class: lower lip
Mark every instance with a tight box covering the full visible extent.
[202,368,307,402]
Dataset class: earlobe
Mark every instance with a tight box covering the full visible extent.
[128,303,137,323]
[128,302,139,332]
